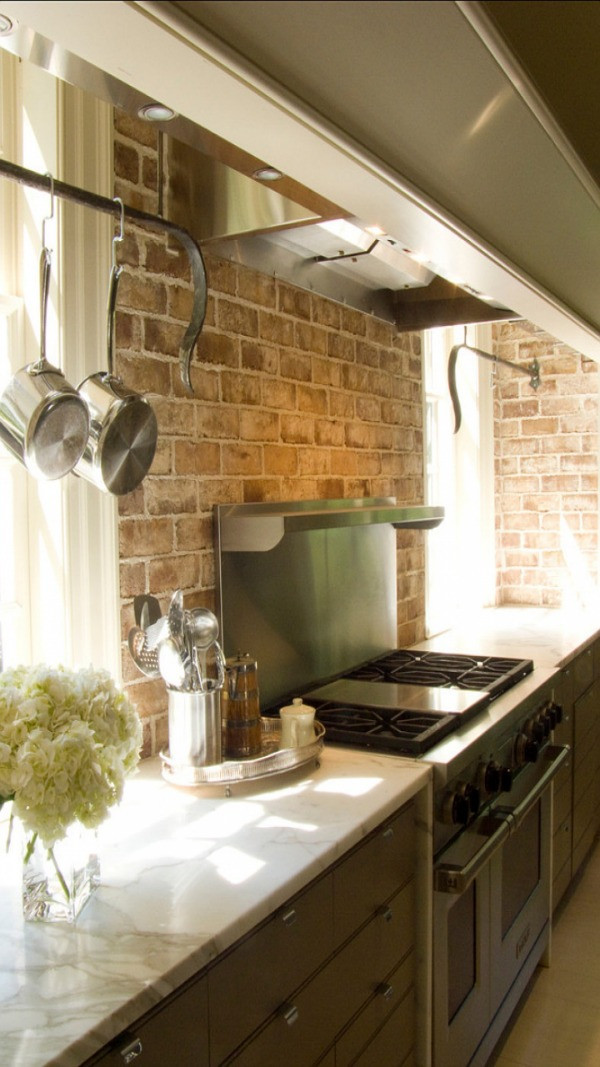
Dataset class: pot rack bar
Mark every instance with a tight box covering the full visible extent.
[0,158,207,396]
[448,339,541,433]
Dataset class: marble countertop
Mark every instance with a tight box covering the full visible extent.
[0,747,431,1067]
[2,605,596,1066]
[415,605,600,668]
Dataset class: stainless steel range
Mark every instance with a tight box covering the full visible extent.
[215,498,568,1067]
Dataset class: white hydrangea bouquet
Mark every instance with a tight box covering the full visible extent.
[0,664,142,920]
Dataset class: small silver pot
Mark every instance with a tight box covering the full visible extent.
[75,263,157,495]
[0,249,89,480]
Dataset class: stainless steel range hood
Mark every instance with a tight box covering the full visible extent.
[0,8,515,328]
[163,134,445,321]
[5,1,600,354]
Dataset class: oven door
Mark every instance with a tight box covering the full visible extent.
[433,744,568,1067]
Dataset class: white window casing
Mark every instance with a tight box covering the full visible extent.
[0,52,120,676]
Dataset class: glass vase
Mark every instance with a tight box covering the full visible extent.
[22,823,100,923]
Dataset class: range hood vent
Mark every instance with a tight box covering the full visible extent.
[165,134,515,328]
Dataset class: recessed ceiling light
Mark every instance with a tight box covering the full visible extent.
[365,225,386,237]
[0,13,16,35]
[138,102,177,122]
[253,166,284,181]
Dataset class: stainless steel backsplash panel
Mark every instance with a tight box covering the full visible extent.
[215,500,399,709]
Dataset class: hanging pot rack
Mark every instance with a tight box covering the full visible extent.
[0,158,207,396]
[448,331,541,433]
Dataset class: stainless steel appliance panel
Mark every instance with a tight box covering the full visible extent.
[215,517,397,709]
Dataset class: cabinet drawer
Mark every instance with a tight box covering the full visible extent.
[574,733,600,806]
[553,854,571,913]
[553,815,571,876]
[227,880,414,1067]
[334,802,415,946]
[335,951,414,1067]
[573,647,594,699]
[94,976,208,1066]
[553,767,572,828]
[574,683,600,759]
[209,873,334,1064]
[574,770,600,851]
[347,985,414,1067]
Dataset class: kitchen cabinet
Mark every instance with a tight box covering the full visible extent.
[572,641,600,877]
[552,664,574,911]
[551,638,600,910]
[90,977,209,1066]
[85,801,417,1067]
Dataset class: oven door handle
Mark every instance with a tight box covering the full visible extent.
[434,743,569,895]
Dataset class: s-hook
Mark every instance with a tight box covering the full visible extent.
[448,329,540,433]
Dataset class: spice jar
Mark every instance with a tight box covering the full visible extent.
[222,651,262,758]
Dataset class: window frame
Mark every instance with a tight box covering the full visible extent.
[0,52,120,676]
[423,322,495,637]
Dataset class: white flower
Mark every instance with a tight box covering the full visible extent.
[0,665,142,847]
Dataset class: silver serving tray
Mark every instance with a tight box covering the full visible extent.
[160,718,325,790]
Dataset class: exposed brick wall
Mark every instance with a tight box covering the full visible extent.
[493,320,599,608]
[114,111,427,755]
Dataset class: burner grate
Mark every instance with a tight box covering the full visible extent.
[345,650,533,698]
[312,701,458,755]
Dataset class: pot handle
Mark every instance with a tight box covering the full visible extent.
[106,262,123,377]
[31,175,53,376]
[38,246,52,368]
[106,198,124,377]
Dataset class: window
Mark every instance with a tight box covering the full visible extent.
[0,52,120,675]
[423,323,495,636]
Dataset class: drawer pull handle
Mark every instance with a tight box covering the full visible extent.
[377,905,393,923]
[281,908,297,927]
[279,1003,299,1027]
[120,1038,143,1063]
[382,826,394,840]
[376,982,394,1002]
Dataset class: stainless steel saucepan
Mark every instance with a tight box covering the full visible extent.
[0,245,90,480]
[75,203,158,495]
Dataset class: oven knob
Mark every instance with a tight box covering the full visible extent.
[442,789,470,826]
[500,766,513,792]
[532,719,545,743]
[525,739,539,763]
[550,701,563,725]
[514,733,539,765]
[466,784,480,816]
[483,762,501,794]
[545,705,557,730]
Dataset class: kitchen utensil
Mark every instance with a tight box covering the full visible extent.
[158,635,190,690]
[133,594,162,629]
[0,188,90,479]
[75,200,158,495]
[222,652,262,758]
[186,607,219,649]
[168,589,185,644]
[128,626,160,677]
[144,614,170,650]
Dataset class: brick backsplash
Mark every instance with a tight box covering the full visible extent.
[493,320,599,609]
[114,111,426,753]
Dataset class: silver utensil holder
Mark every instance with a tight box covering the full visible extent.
[167,688,221,767]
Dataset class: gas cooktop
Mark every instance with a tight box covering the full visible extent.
[343,649,533,698]
[302,650,534,756]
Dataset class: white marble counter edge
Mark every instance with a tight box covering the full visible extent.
[1,747,431,1067]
